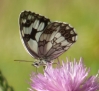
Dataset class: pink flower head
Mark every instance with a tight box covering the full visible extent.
[29,58,99,91]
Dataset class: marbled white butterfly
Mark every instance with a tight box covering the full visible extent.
[19,11,77,67]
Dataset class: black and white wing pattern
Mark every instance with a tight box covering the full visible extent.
[19,11,51,59]
[38,22,77,62]
[19,10,77,66]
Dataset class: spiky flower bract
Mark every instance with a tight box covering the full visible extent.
[29,58,99,91]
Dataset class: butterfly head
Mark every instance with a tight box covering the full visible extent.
[32,59,47,68]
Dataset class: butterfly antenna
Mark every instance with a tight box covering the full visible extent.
[14,60,33,62]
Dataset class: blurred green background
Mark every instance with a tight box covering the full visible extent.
[0,0,99,91]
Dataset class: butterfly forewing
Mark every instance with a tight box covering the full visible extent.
[19,10,77,66]
[19,11,51,59]
[38,22,77,61]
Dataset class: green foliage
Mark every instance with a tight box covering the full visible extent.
[0,70,14,91]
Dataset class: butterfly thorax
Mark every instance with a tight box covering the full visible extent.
[32,58,52,67]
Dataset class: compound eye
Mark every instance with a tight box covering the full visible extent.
[35,63,39,66]
[32,62,40,68]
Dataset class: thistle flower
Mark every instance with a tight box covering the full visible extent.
[29,58,99,91]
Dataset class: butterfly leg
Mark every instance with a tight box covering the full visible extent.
[55,58,61,67]
[57,58,60,65]
[35,67,38,74]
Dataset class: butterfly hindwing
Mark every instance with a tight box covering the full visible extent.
[38,22,77,61]
[19,11,51,59]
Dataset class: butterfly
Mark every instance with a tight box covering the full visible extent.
[19,10,77,67]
